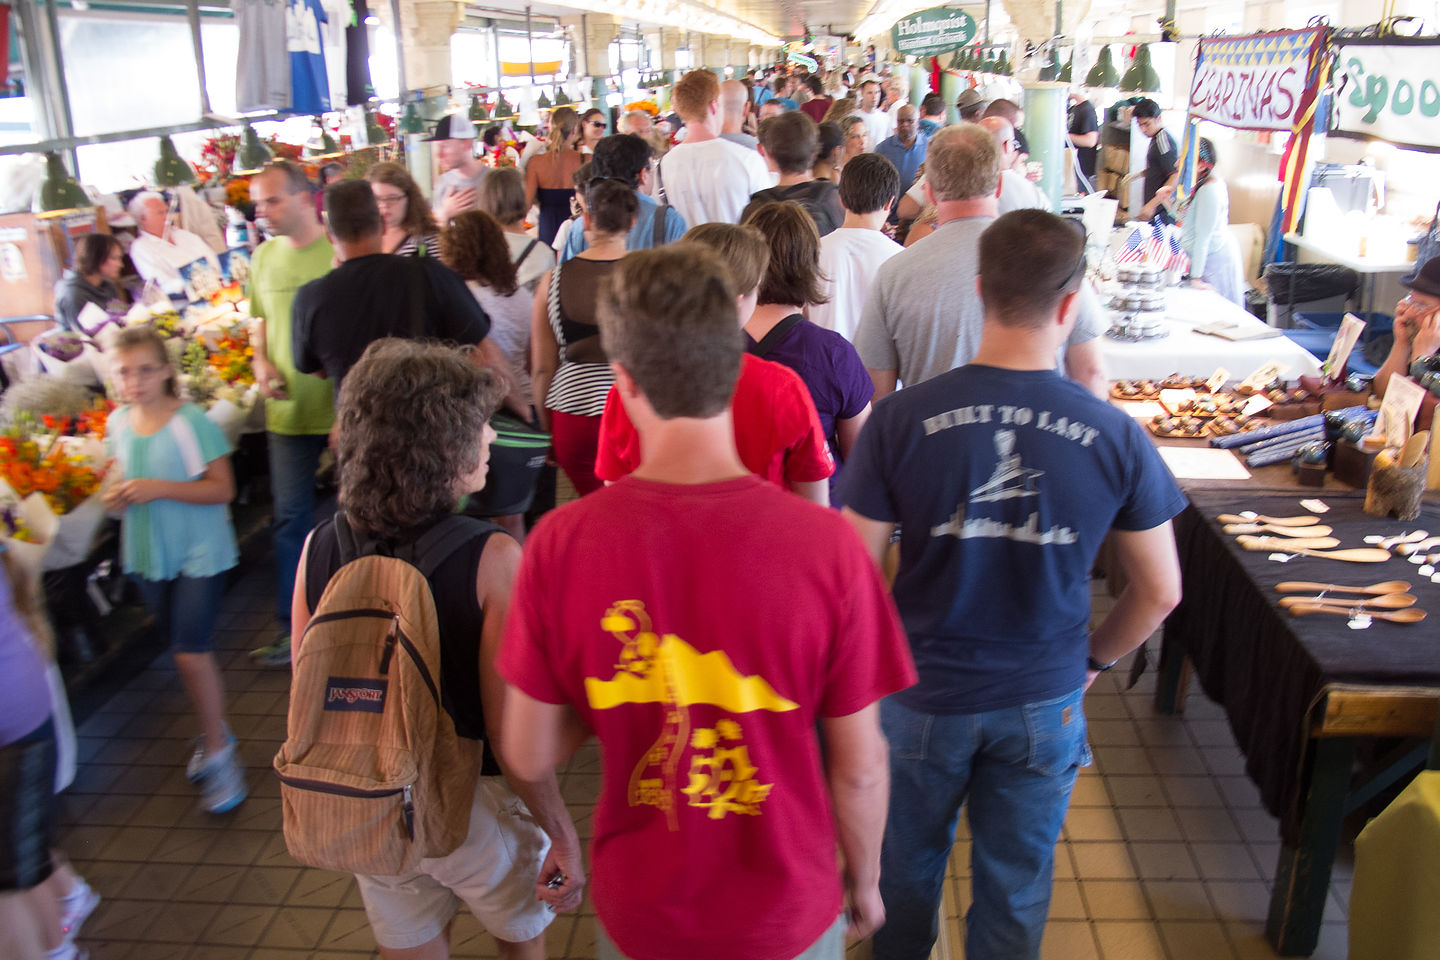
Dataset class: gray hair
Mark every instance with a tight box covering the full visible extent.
[127,190,166,221]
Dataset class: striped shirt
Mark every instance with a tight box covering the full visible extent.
[544,259,618,417]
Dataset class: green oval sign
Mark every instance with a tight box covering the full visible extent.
[891,7,978,58]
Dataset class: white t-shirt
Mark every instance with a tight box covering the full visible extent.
[858,107,893,150]
[659,137,772,226]
[997,169,1052,214]
[433,165,487,223]
[811,227,904,341]
[128,228,221,297]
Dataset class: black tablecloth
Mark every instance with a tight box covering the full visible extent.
[1167,490,1440,841]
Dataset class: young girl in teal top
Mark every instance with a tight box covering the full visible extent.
[104,325,246,814]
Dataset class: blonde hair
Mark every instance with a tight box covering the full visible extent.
[546,107,579,153]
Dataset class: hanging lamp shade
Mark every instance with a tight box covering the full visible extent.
[1119,43,1162,92]
[494,93,515,119]
[537,89,553,110]
[469,94,489,121]
[1085,45,1119,87]
[153,135,195,186]
[399,100,426,135]
[554,87,571,106]
[1058,52,1074,83]
[238,124,273,170]
[995,51,1011,75]
[39,152,90,211]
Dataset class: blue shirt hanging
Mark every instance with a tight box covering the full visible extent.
[287,0,330,115]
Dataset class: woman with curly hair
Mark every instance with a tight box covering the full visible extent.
[367,161,438,257]
[440,210,531,419]
[525,107,584,247]
[291,338,575,959]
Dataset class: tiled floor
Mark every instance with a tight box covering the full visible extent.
[57,570,1355,960]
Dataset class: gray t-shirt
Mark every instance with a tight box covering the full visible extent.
[433,166,488,219]
[719,131,759,150]
[853,216,1103,386]
[235,0,290,112]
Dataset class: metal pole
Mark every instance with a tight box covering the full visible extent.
[40,0,78,171]
[491,19,503,91]
[1054,0,1062,37]
[186,0,212,116]
[983,0,991,44]
[526,5,534,84]
[581,13,590,78]
[12,0,58,141]
[389,0,408,95]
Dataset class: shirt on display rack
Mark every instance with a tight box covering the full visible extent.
[287,0,330,115]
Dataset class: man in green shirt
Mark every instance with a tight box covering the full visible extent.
[246,160,335,665]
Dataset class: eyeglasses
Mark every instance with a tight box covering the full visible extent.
[373,193,407,206]
[1055,217,1089,291]
[586,121,607,129]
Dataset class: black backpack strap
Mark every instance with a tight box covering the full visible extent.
[652,204,668,247]
[748,313,805,358]
[403,515,501,580]
[333,512,366,564]
[515,238,540,268]
[408,257,428,338]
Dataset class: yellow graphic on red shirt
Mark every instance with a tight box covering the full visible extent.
[586,600,797,829]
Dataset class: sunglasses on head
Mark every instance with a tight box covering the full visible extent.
[1055,217,1088,291]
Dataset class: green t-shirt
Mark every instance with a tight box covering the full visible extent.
[248,234,336,435]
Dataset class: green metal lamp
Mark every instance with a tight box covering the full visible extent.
[153,135,195,186]
[469,93,490,122]
[1119,44,1162,92]
[238,123,273,171]
[1085,45,1119,87]
[399,100,426,135]
[555,87,572,106]
[1037,49,1060,82]
[1058,52,1074,83]
[537,89,553,110]
[39,152,90,211]
[364,110,389,146]
[494,93,515,119]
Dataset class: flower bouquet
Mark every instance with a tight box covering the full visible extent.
[178,323,260,445]
[0,411,114,571]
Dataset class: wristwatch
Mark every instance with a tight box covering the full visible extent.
[1087,655,1119,673]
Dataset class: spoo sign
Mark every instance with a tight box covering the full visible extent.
[890,7,977,59]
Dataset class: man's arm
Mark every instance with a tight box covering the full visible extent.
[1087,523,1182,683]
[843,509,896,568]
[790,478,830,506]
[1064,339,1107,399]
[1068,130,1099,148]
[822,703,890,940]
[529,270,559,433]
[478,537,584,912]
[867,368,899,400]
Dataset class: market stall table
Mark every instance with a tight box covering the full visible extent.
[1283,230,1413,316]
[1130,416,1440,956]
[1099,286,1323,380]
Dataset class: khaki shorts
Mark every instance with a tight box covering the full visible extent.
[355,777,554,949]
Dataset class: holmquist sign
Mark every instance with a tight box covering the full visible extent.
[890,7,978,58]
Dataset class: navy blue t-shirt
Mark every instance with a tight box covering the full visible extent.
[746,316,874,507]
[841,364,1185,714]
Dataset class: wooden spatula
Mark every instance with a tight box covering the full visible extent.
[1218,513,1322,526]
[1234,535,1341,550]
[1223,523,1335,537]
[1286,604,1427,622]
[1275,580,1412,595]
[1277,593,1417,610]
[1237,539,1392,562]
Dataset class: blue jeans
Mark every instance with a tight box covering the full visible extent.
[132,573,229,653]
[874,688,1091,960]
[267,432,328,626]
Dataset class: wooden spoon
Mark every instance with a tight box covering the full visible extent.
[1396,536,1440,557]
[1401,431,1430,468]
[1276,581,1413,595]
[1277,593,1417,610]
[1235,535,1342,551]
[1223,523,1335,538]
[1286,604,1427,622]
[1236,539,1393,562]
[1218,513,1322,526]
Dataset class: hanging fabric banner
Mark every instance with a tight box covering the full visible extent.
[1332,37,1440,153]
[1188,27,1328,131]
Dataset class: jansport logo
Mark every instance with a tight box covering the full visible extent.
[324,677,388,713]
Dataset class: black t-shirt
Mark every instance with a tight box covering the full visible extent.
[743,180,846,236]
[305,515,505,775]
[1145,127,1179,204]
[1068,99,1099,180]
[292,253,489,385]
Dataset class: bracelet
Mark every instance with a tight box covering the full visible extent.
[1087,655,1119,673]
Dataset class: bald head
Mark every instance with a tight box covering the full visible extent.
[720,79,748,115]
[979,116,1018,163]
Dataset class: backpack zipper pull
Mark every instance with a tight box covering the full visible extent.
[378,615,399,674]
[402,784,415,840]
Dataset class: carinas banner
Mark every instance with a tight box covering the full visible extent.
[1333,37,1440,152]
[1188,27,1327,130]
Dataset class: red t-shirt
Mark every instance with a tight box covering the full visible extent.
[800,98,833,123]
[595,353,835,488]
[498,475,915,960]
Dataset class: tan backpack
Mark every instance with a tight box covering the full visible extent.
[274,513,493,875]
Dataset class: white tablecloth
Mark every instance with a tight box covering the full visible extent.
[1098,287,1323,380]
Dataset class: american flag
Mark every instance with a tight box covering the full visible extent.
[1166,230,1189,274]
[1145,218,1167,263]
[1116,228,1145,263]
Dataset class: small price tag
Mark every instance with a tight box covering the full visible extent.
[1241,361,1289,391]
[1240,394,1274,416]
[1299,499,1329,513]
[1206,367,1230,394]
[1269,553,1295,563]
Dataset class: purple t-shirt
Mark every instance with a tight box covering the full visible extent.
[0,562,52,746]
[745,315,874,506]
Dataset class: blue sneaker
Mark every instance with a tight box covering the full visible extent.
[201,750,248,814]
[187,734,237,783]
